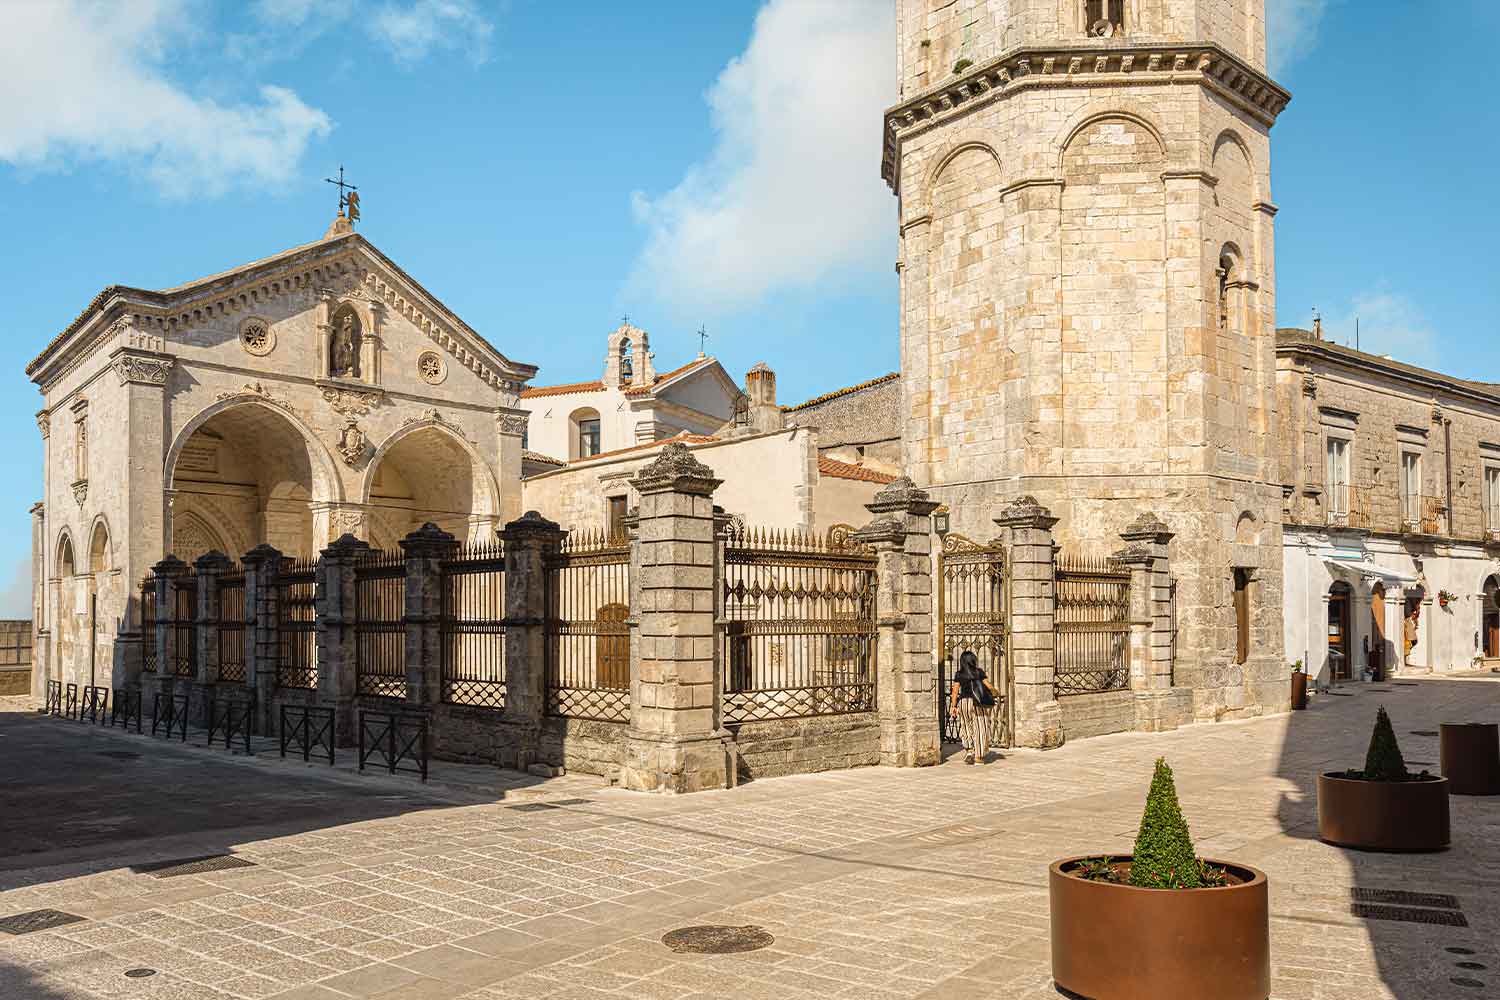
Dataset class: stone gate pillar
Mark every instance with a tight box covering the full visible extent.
[1120,512,1185,731]
[858,478,941,767]
[151,555,188,703]
[500,512,565,769]
[618,443,728,793]
[317,533,369,745]
[241,544,283,734]
[993,496,1063,749]
[193,551,233,723]
[402,523,456,707]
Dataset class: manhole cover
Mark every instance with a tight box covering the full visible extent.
[131,854,257,878]
[550,798,593,806]
[1351,903,1467,927]
[1352,888,1459,910]
[508,802,559,812]
[0,909,85,935]
[1451,978,1485,989]
[1449,947,1478,956]
[662,925,774,954]
[1457,962,1488,971]
[123,969,157,979]
[96,751,141,760]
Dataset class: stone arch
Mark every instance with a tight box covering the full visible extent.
[909,129,1004,221]
[165,397,343,505]
[1055,103,1169,176]
[362,420,501,543]
[1479,573,1500,659]
[1234,509,1259,545]
[56,530,76,577]
[569,406,602,460]
[171,511,229,564]
[87,516,112,573]
[1210,128,1259,203]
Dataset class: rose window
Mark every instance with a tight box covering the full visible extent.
[418,351,447,385]
[240,321,274,356]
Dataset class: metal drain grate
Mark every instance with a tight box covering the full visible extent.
[507,802,559,812]
[1351,903,1467,927]
[131,854,257,878]
[662,925,774,954]
[1352,888,1459,909]
[0,909,86,935]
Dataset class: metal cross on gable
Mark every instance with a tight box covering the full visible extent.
[324,165,358,217]
[697,325,709,356]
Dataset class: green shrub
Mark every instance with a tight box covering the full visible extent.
[953,58,974,73]
[1362,706,1409,781]
[1129,758,1202,889]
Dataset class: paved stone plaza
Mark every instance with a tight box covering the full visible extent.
[2,679,1498,1000]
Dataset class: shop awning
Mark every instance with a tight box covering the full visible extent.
[1322,557,1420,587]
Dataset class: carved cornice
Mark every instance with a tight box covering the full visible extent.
[216,381,298,415]
[112,350,175,386]
[882,42,1292,191]
[497,408,529,437]
[318,380,383,417]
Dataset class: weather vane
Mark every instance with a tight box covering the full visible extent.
[324,165,360,224]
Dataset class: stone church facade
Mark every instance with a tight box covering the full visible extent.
[27,220,536,693]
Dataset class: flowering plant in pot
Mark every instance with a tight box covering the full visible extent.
[1050,759,1270,1000]
[1317,706,1449,851]
[1437,589,1456,609]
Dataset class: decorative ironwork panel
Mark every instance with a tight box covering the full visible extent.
[937,534,1010,746]
[721,526,877,724]
[359,709,429,780]
[1168,576,1179,685]
[355,551,406,699]
[110,688,143,733]
[171,579,196,678]
[217,569,246,683]
[545,531,630,722]
[1054,555,1131,696]
[45,679,62,716]
[80,685,109,724]
[140,576,158,674]
[276,559,318,689]
[279,704,335,765]
[441,540,506,710]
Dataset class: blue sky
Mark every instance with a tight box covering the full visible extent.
[0,0,1495,615]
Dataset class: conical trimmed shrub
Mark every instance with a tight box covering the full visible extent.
[1130,758,1202,889]
[1362,706,1409,782]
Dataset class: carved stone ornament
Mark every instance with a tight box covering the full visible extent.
[993,494,1057,528]
[217,381,295,413]
[329,509,365,539]
[417,351,447,386]
[71,479,88,506]
[631,441,721,495]
[402,407,446,429]
[1301,375,1317,397]
[497,411,528,437]
[336,421,367,467]
[321,385,381,417]
[866,476,939,516]
[239,318,275,357]
[113,353,174,386]
[36,410,50,439]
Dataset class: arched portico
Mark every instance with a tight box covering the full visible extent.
[361,420,501,544]
[165,398,344,561]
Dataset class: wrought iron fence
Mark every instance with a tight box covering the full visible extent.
[277,558,318,689]
[44,679,62,716]
[111,688,143,733]
[80,685,109,724]
[207,692,256,754]
[1054,555,1131,695]
[355,550,407,699]
[171,578,196,678]
[441,539,506,710]
[63,682,79,720]
[218,568,247,683]
[545,530,631,722]
[722,525,877,723]
[1168,576,1179,685]
[279,704,335,765]
[936,533,1009,746]
[358,709,429,780]
[141,576,158,674]
[151,691,190,741]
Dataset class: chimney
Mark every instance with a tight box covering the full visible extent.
[744,361,783,434]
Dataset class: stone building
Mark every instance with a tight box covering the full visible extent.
[1278,327,1500,682]
[885,0,1292,735]
[27,218,537,695]
[782,372,903,474]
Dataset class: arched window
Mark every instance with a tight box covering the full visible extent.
[570,408,602,460]
[1086,0,1125,36]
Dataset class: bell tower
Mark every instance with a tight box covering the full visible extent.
[886,0,1291,723]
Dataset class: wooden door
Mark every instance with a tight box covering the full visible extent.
[1369,584,1386,678]
[1328,588,1350,681]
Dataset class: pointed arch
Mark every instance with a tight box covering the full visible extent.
[87,515,112,574]
[55,529,76,577]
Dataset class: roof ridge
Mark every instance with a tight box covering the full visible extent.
[784,372,899,413]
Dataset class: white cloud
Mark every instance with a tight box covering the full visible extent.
[0,0,332,198]
[369,0,495,66]
[1266,0,1329,75]
[1321,289,1440,369]
[629,0,897,317]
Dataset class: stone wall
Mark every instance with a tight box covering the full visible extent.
[728,715,881,782]
[0,621,32,696]
[1057,690,1136,741]
[783,374,902,471]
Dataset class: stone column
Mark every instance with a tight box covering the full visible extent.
[241,544,283,734]
[993,496,1063,749]
[317,533,369,745]
[618,443,728,793]
[152,555,188,704]
[1120,512,1182,730]
[193,551,233,724]
[401,523,456,706]
[499,512,565,769]
[858,478,941,767]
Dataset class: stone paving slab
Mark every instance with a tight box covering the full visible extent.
[2,679,1498,998]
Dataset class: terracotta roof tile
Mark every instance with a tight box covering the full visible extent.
[817,456,898,484]
[522,450,566,467]
[519,379,606,399]
[784,372,899,413]
[623,356,715,397]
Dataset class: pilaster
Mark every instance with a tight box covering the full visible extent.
[192,551,233,723]
[317,533,369,745]
[241,544,283,734]
[401,523,456,706]
[500,511,566,768]
[993,496,1063,749]
[1120,512,1188,731]
[151,555,188,703]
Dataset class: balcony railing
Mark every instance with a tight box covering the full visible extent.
[1400,495,1447,536]
[1326,483,1370,529]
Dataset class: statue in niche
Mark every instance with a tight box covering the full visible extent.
[330,308,361,379]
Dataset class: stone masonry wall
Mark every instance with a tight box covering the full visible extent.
[0,621,33,696]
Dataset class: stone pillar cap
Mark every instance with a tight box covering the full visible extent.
[192,550,234,572]
[865,476,939,516]
[1111,543,1154,566]
[400,522,457,556]
[631,441,722,496]
[501,509,565,540]
[1119,511,1174,543]
[993,495,1058,529]
[240,543,284,566]
[152,554,190,576]
[322,533,372,558]
[852,517,905,547]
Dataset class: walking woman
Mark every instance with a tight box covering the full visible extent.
[948,650,1001,764]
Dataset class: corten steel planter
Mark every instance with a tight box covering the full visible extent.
[1290,671,1308,710]
[1049,857,1270,1000]
[1316,772,1450,850]
[1440,722,1500,795]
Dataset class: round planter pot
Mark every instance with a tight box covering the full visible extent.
[1440,722,1500,795]
[1049,856,1269,1000]
[1290,672,1308,710]
[1316,772,1449,851]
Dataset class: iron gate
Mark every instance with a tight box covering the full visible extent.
[354,551,406,699]
[440,539,507,710]
[544,530,631,722]
[1054,555,1131,695]
[218,567,247,683]
[277,559,318,689]
[936,533,1010,747]
[171,578,196,678]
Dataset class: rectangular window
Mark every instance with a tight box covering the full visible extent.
[1233,569,1251,665]
[1325,437,1350,514]
[1401,451,1421,525]
[1486,467,1500,531]
[578,419,601,459]
[606,496,627,541]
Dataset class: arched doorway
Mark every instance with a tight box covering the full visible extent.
[1327,581,1352,682]
[166,401,339,561]
[1483,575,1500,660]
[1370,583,1387,680]
[87,520,111,687]
[363,423,500,545]
[55,533,77,686]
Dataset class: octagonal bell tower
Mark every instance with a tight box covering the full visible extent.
[886,0,1291,723]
